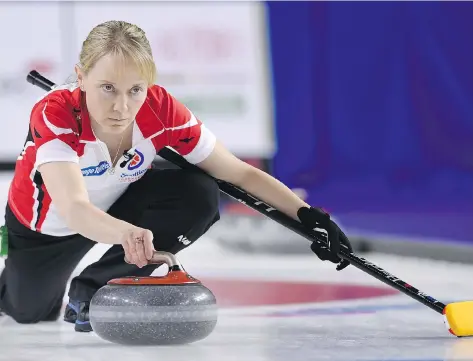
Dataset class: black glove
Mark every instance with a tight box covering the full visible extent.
[297,206,353,271]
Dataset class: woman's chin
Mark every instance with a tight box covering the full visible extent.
[102,121,132,133]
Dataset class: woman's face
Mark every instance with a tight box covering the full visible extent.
[76,54,148,135]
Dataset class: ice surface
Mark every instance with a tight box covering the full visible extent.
[1,174,473,361]
[2,243,473,361]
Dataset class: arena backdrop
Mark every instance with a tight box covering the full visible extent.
[0,2,275,162]
[266,2,473,244]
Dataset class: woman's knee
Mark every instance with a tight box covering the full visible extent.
[166,171,221,236]
[1,267,65,324]
[181,172,220,217]
[139,170,221,239]
[10,310,43,324]
[2,293,55,324]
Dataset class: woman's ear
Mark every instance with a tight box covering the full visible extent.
[75,64,85,91]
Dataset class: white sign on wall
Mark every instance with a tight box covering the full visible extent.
[72,2,275,158]
[0,2,275,161]
[0,3,68,161]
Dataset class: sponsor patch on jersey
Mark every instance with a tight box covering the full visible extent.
[81,161,110,176]
[119,168,148,183]
[128,149,144,170]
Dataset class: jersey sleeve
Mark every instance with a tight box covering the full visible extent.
[159,89,216,164]
[31,100,80,168]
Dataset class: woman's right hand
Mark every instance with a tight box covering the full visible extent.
[121,227,155,268]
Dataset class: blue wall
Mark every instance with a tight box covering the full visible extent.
[267,2,473,242]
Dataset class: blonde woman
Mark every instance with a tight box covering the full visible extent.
[0,21,352,332]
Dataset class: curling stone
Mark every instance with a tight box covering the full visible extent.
[89,251,218,345]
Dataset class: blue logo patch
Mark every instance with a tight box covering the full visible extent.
[127,149,144,170]
[81,161,110,176]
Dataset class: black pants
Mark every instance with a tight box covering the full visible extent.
[0,168,220,324]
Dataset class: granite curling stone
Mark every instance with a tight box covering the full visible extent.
[89,251,218,345]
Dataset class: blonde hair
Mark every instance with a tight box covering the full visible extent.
[78,20,156,85]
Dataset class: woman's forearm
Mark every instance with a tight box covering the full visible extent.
[236,167,310,220]
[64,200,134,244]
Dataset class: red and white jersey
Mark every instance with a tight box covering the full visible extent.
[8,84,216,236]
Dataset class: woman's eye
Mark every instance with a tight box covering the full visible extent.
[131,87,143,95]
[102,84,114,92]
